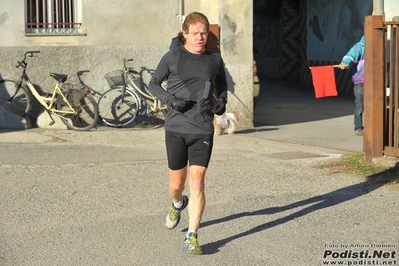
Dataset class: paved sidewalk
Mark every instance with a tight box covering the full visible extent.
[252,78,363,153]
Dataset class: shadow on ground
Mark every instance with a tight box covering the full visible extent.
[194,169,398,254]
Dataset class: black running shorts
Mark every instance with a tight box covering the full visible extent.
[165,131,214,170]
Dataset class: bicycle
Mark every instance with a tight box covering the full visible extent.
[98,58,167,127]
[0,51,99,131]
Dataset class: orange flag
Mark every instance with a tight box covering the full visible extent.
[310,66,338,98]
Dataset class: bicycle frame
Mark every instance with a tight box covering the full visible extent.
[25,79,77,115]
[20,70,77,115]
[129,78,166,114]
[122,61,167,114]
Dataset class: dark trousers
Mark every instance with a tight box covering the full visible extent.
[354,84,364,131]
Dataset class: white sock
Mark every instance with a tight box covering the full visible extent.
[173,199,183,209]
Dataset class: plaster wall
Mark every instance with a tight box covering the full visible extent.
[385,0,399,21]
[0,0,253,128]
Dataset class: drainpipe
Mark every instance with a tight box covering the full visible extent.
[372,0,384,17]
[179,0,184,30]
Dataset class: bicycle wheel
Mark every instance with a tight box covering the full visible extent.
[98,87,141,127]
[0,79,32,116]
[56,89,99,131]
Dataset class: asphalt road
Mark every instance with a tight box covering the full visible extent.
[0,79,397,266]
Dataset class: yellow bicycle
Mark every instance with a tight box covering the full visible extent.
[0,51,98,131]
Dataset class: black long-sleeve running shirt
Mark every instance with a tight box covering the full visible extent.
[148,46,228,134]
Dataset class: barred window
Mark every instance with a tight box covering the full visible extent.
[25,0,82,34]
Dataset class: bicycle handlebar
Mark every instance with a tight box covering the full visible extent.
[77,70,90,76]
[16,51,40,69]
[24,51,40,60]
[122,58,154,75]
[122,58,134,70]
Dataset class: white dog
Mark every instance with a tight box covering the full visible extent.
[213,111,240,135]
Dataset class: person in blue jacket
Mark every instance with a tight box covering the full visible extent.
[338,36,365,136]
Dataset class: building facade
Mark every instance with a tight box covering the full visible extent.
[0,0,254,127]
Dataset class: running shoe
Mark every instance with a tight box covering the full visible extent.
[164,195,188,230]
[355,129,364,136]
[183,233,203,255]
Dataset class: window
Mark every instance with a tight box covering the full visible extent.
[25,0,82,35]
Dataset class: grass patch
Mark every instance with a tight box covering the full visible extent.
[322,153,399,189]
[342,154,392,175]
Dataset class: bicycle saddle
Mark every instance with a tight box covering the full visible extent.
[50,73,68,82]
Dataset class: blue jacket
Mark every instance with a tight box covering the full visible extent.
[341,36,365,85]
